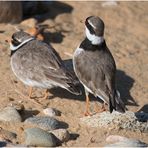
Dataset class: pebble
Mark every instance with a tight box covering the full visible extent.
[25,116,60,130]
[50,129,70,143]
[0,141,7,147]
[0,128,17,142]
[42,19,55,28]
[105,135,148,147]
[0,107,22,122]
[24,128,56,147]
[20,18,37,28]
[101,1,118,7]
[81,111,148,132]
[43,108,61,117]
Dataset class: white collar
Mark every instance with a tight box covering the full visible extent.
[85,26,104,45]
[10,37,34,51]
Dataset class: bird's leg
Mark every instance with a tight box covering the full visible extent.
[28,87,33,98]
[94,102,107,113]
[101,102,107,111]
[26,87,42,105]
[84,92,91,116]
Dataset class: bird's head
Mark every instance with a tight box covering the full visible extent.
[85,16,105,45]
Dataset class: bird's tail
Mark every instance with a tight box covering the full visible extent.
[64,69,82,96]
[109,90,126,113]
[66,83,82,95]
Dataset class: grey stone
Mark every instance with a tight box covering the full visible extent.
[0,107,22,122]
[25,128,56,147]
[105,135,148,147]
[81,111,148,132]
[25,116,60,130]
[50,129,70,142]
[0,141,7,147]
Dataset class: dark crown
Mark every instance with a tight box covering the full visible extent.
[85,16,105,36]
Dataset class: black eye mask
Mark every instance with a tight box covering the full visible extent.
[11,34,21,46]
[85,18,95,35]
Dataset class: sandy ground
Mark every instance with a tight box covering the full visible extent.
[0,1,148,146]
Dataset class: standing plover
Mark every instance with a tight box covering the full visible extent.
[10,31,81,100]
[73,16,125,115]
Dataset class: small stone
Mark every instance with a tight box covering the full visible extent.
[0,141,7,147]
[105,135,148,147]
[101,1,118,7]
[106,135,128,143]
[43,108,61,117]
[25,116,60,130]
[25,128,56,147]
[21,18,37,28]
[0,128,17,142]
[50,129,70,142]
[0,107,22,122]
[42,19,55,28]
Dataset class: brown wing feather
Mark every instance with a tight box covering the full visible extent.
[74,46,116,103]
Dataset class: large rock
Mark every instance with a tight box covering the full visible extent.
[81,111,148,132]
[105,135,148,147]
[0,1,22,23]
[0,107,22,122]
[24,128,56,147]
[25,116,61,130]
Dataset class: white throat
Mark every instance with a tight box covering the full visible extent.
[10,37,34,51]
[85,26,104,45]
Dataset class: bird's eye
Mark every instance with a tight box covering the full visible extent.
[85,20,95,34]
[11,38,21,46]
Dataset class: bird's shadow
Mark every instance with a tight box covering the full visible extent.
[43,31,65,44]
[48,59,137,107]
[116,70,138,106]
[137,104,148,113]
[21,1,73,44]
[19,109,40,121]
[135,104,148,122]
[22,1,73,22]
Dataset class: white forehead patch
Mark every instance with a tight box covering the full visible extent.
[88,19,96,29]
[10,37,34,51]
[85,26,104,45]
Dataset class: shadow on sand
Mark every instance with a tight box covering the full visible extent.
[48,59,138,107]
[22,1,73,22]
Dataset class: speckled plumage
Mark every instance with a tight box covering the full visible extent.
[10,31,81,95]
[73,16,125,113]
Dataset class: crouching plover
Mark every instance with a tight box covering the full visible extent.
[73,16,125,115]
[10,31,81,101]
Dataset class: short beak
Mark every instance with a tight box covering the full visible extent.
[80,20,84,23]
[5,38,11,43]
